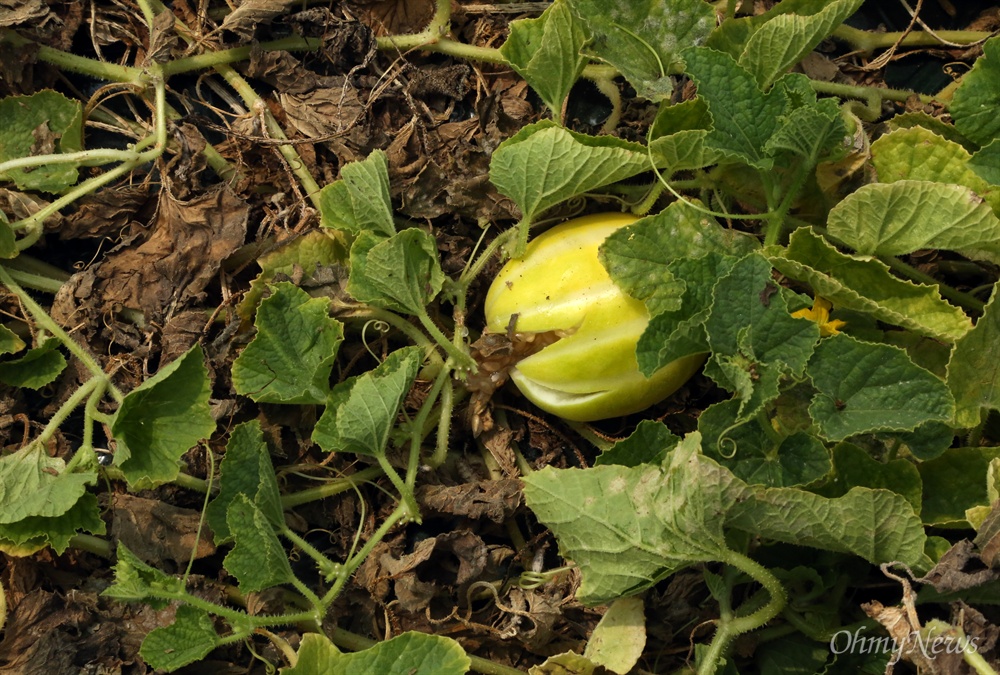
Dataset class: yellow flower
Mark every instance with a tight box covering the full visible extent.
[791,296,846,337]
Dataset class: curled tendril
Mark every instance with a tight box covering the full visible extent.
[360,319,390,361]
[716,422,741,460]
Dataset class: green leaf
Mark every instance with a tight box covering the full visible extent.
[594,420,679,467]
[948,287,1000,428]
[970,140,1000,185]
[140,605,220,672]
[681,47,786,168]
[524,432,926,604]
[313,347,421,458]
[950,36,1000,146]
[232,282,343,404]
[601,201,757,317]
[806,334,955,441]
[882,421,954,462]
[699,399,831,487]
[102,542,184,605]
[281,634,341,673]
[919,447,1000,527]
[112,344,216,487]
[0,444,93,523]
[706,0,850,59]
[705,253,820,419]
[500,0,587,116]
[223,494,295,592]
[0,492,105,554]
[766,228,972,342]
[488,122,651,224]
[0,90,83,192]
[566,0,714,101]
[523,434,739,603]
[318,149,395,236]
[726,486,926,567]
[0,324,25,355]
[601,201,757,375]
[763,96,846,163]
[0,339,65,388]
[826,180,1000,265]
[738,0,863,89]
[281,631,470,675]
[815,443,922,513]
[871,126,1000,214]
[206,420,283,544]
[583,596,646,674]
[348,228,444,315]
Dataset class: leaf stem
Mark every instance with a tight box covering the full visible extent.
[832,24,994,53]
[324,505,408,605]
[417,310,477,373]
[160,36,323,76]
[32,376,102,450]
[459,227,517,286]
[407,363,452,483]
[699,551,786,675]
[280,465,385,509]
[0,29,144,82]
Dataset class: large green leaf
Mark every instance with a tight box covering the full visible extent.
[0,444,93,523]
[112,345,216,487]
[766,228,972,342]
[232,282,343,404]
[348,228,445,316]
[681,47,786,168]
[566,0,715,101]
[705,253,820,419]
[313,347,421,458]
[0,90,83,192]
[950,37,1000,146]
[523,432,926,604]
[826,180,1000,265]
[738,0,863,89]
[806,334,954,441]
[948,288,1000,428]
[601,201,757,375]
[871,126,1000,214]
[0,492,104,554]
[488,122,650,225]
[500,0,587,116]
[280,632,471,675]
